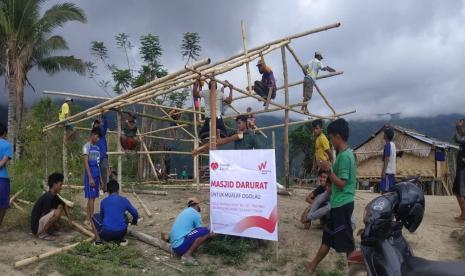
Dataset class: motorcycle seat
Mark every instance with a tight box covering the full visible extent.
[402,256,465,276]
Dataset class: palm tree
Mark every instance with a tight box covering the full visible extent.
[0,0,87,158]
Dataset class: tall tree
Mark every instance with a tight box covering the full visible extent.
[181,32,201,65]
[289,123,316,178]
[0,0,87,158]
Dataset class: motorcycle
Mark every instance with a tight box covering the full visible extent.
[347,179,465,276]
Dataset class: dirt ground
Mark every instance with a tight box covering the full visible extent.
[1,187,464,275]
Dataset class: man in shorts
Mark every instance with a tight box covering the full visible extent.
[169,197,213,265]
[305,118,356,273]
[83,128,101,231]
[31,173,72,240]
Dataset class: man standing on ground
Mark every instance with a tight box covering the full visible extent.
[169,197,213,265]
[305,118,357,273]
[301,51,335,114]
[193,79,232,139]
[380,126,396,193]
[92,179,139,244]
[234,115,262,150]
[92,114,109,192]
[83,128,101,233]
[59,97,75,144]
[253,55,277,104]
[0,123,13,230]
[313,119,333,173]
[31,173,72,240]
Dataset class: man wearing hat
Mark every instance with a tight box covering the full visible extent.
[252,54,277,104]
[301,51,335,114]
[59,96,75,144]
[169,197,212,265]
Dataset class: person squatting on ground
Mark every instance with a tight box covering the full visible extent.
[380,126,396,193]
[169,197,214,265]
[92,114,109,192]
[193,79,232,140]
[300,170,330,229]
[31,173,72,241]
[82,128,102,234]
[59,96,76,145]
[0,123,13,230]
[453,119,465,221]
[305,118,357,273]
[301,51,335,114]
[253,55,277,104]
[92,179,139,245]
[119,111,139,150]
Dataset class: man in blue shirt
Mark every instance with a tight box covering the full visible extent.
[92,179,138,244]
[169,197,212,265]
[83,128,101,229]
[92,114,109,192]
[0,123,13,229]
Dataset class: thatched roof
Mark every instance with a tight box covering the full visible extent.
[354,125,458,163]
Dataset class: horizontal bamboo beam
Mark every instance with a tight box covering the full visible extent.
[107,150,208,157]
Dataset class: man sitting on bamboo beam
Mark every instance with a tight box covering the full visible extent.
[169,197,213,265]
[92,179,139,245]
[301,51,335,114]
[252,55,277,105]
[31,173,72,241]
[169,104,183,140]
[193,79,232,140]
[118,111,140,151]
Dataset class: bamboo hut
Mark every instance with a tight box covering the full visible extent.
[354,125,458,195]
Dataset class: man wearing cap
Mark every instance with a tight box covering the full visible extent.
[169,197,212,265]
[301,51,335,114]
[59,97,75,144]
[252,55,277,104]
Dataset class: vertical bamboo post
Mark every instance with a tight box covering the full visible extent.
[117,111,122,189]
[63,129,68,184]
[210,78,217,151]
[272,130,276,149]
[45,131,49,179]
[281,46,290,189]
[241,20,252,94]
[192,98,200,190]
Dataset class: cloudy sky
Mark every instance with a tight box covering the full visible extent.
[2,0,465,121]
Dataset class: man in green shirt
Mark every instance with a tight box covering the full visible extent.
[234,115,262,150]
[305,118,356,274]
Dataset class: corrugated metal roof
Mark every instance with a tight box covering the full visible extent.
[391,125,459,150]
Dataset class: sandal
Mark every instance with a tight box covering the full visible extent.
[38,233,56,241]
[181,256,199,266]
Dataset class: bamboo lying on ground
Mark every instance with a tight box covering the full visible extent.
[9,189,24,205]
[131,190,168,196]
[15,198,32,205]
[71,221,95,238]
[12,201,25,212]
[57,194,74,208]
[14,237,94,268]
[127,228,172,253]
[133,192,152,217]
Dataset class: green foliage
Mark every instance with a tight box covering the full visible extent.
[47,242,145,276]
[181,32,201,64]
[201,235,263,266]
[139,34,163,69]
[112,68,132,94]
[289,122,315,176]
[115,33,133,51]
[90,41,109,61]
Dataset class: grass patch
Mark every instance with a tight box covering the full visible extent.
[293,255,346,276]
[45,242,146,276]
[201,235,264,266]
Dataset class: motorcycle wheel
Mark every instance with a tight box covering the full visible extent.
[347,264,368,276]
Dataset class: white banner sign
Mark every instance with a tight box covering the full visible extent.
[209,149,278,241]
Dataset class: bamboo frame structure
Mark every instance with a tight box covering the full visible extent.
[43,22,354,186]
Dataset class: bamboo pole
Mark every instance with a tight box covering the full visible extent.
[107,151,208,157]
[210,78,218,151]
[285,44,306,74]
[12,201,25,212]
[192,134,242,156]
[131,190,168,196]
[71,221,95,238]
[192,93,200,190]
[14,237,94,268]
[241,20,252,94]
[117,111,122,187]
[159,107,196,139]
[15,198,32,205]
[272,131,276,149]
[282,46,290,189]
[9,189,24,205]
[127,229,172,253]
[139,124,189,137]
[138,133,159,181]
[145,135,193,142]
[63,130,68,184]
[132,192,152,217]
[43,58,211,131]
